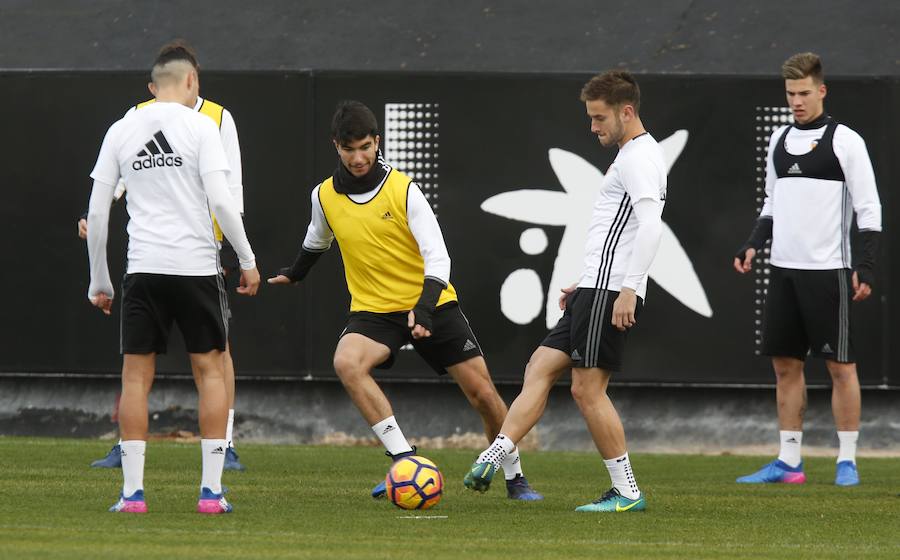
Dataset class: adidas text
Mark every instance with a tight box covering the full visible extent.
[132,154,183,171]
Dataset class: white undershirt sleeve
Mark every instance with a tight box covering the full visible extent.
[406,183,451,285]
[87,180,116,301]
[220,109,244,214]
[835,125,881,232]
[301,186,335,252]
[621,198,663,291]
[759,127,782,219]
[202,170,256,269]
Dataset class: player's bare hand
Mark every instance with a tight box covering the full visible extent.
[237,267,261,296]
[267,274,292,285]
[90,293,113,315]
[733,248,756,274]
[558,283,577,310]
[611,288,637,331]
[851,271,872,302]
[408,310,432,339]
[78,218,88,240]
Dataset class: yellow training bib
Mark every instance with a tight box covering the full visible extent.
[318,170,457,313]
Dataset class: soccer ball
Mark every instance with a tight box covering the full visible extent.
[385,455,444,510]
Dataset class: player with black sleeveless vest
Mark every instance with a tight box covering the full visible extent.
[734,52,881,487]
[86,48,260,514]
[83,41,249,472]
[466,71,665,513]
[269,101,542,501]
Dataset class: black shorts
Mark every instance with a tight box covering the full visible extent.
[342,302,484,375]
[762,266,854,363]
[120,273,229,355]
[541,288,642,372]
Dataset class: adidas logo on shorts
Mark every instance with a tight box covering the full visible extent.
[463,339,477,352]
[571,349,581,361]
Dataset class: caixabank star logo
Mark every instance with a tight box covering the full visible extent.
[481,131,713,328]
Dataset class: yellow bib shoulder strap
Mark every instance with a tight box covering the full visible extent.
[134,98,224,129]
[198,99,225,129]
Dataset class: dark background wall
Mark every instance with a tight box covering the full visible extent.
[0,70,897,387]
[0,2,898,449]
[0,1,897,75]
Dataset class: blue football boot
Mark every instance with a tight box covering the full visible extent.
[506,475,544,501]
[372,447,417,499]
[224,447,245,471]
[835,460,860,486]
[91,444,122,468]
[736,459,806,484]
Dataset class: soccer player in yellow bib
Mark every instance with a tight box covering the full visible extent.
[82,40,248,472]
[269,101,542,501]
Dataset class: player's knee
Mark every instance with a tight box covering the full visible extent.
[826,362,858,384]
[466,381,502,414]
[523,356,556,385]
[772,358,803,381]
[569,378,593,406]
[333,352,363,380]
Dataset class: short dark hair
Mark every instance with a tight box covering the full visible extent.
[580,70,641,114]
[782,52,824,84]
[154,39,200,71]
[331,100,379,144]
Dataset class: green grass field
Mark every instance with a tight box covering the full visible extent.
[0,438,898,559]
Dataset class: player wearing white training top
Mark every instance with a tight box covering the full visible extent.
[86,52,260,514]
[734,52,881,487]
[268,101,542,501]
[465,71,665,513]
[82,40,248,472]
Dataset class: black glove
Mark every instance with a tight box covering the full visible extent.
[853,230,880,288]
[734,217,773,260]
[279,247,325,283]
[411,277,445,332]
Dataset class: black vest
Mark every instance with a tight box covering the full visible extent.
[773,119,845,182]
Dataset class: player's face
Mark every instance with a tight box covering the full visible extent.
[336,135,380,177]
[785,76,826,125]
[586,99,626,148]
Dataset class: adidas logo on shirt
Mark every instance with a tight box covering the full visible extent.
[787,162,802,175]
[463,339,477,352]
[132,130,183,171]
[382,211,394,220]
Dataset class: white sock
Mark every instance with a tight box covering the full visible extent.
[371,416,413,456]
[778,430,803,468]
[226,409,235,448]
[837,431,858,464]
[120,440,146,497]
[501,446,524,480]
[200,439,227,494]
[117,438,123,446]
[603,453,640,500]
[477,434,515,470]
